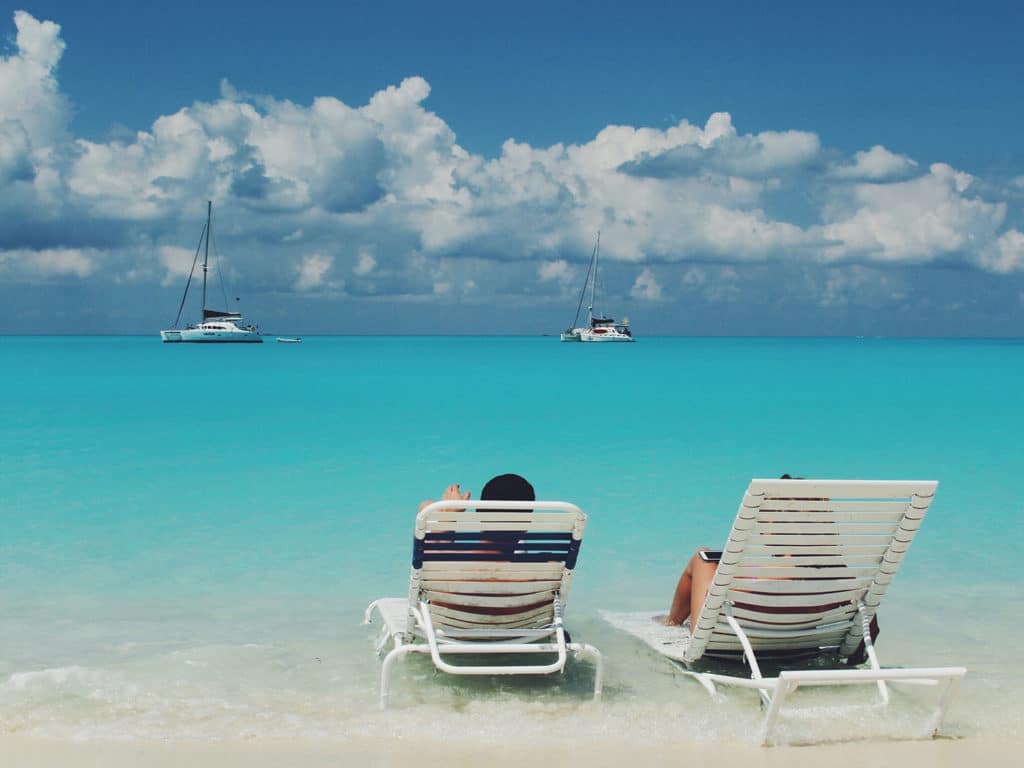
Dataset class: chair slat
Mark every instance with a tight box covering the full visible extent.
[421,579,563,594]
[753,522,900,535]
[744,544,889,556]
[730,565,879,579]
[730,589,864,608]
[746,534,897,546]
[746,478,936,499]
[729,576,873,593]
[756,504,908,518]
[429,603,553,627]
[423,521,576,533]
[737,554,883,566]
[423,590,557,609]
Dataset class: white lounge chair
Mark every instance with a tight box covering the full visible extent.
[364,499,603,708]
[603,478,966,744]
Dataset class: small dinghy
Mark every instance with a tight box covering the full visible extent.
[276,337,302,344]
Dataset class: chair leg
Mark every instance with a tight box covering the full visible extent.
[760,678,791,746]
[931,674,963,736]
[570,643,604,699]
[380,643,417,710]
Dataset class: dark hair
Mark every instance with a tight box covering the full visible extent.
[479,473,535,516]
[480,473,535,502]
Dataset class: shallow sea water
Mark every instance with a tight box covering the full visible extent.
[1,336,1021,745]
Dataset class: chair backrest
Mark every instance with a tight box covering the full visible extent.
[408,500,587,632]
[686,479,937,663]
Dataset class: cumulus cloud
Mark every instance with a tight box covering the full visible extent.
[1,7,1023,330]
[630,267,663,300]
[819,163,1023,271]
[353,251,376,276]
[294,253,334,291]
[538,259,572,282]
[0,247,95,280]
[158,245,197,285]
[832,145,918,181]
[0,119,34,183]
[620,113,821,179]
[982,230,1024,274]
[0,11,68,150]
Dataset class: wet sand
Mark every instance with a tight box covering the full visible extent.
[3,735,1022,768]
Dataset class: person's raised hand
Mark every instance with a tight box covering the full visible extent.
[441,483,471,502]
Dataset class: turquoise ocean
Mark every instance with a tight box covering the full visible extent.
[1,336,1022,745]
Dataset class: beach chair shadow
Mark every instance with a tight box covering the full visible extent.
[603,478,966,745]
[365,499,603,708]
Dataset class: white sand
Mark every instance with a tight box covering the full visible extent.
[3,735,1022,768]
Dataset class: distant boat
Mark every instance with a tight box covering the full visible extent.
[160,201,263,343]
[560,231,635,343]
[276,337,302,344]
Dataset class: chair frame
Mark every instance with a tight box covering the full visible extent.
[364,499,603,708]
[674,479,966,744]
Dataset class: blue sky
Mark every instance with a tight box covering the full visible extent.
[2,1,1023,335]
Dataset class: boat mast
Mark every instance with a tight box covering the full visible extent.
[588,230,600,324]
[201,200,211,320]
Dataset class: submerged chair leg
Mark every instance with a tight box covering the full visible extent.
[931,674,963,737]
[570,643,604,699]
[760,678,792,746]
[856,601,889,705]
[380,643,420,710]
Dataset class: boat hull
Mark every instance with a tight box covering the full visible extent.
[161,328,263,343]
[577,333,635,342]
[561,327,635,342]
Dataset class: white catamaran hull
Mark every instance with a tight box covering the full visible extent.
[564,328,635,342]
[160,323,262,343]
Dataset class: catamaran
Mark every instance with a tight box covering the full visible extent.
[560,232,635,342]
[160,201,262,343]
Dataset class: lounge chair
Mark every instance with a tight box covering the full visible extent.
[364,499,603,708]
[603,478,966,744]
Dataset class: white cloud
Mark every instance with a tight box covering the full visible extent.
[820,163,1010,268]
[980,230,1024,274]
[1,8,1023,317]
[630,267,663,300]
[0,247,95,279]
[0,119,34,183]
[157,245,196,285]
[0,11,68,150]
[353,251,376,276]
[294,253,334,290]
[832,145,918,181]
[538,259,572,282]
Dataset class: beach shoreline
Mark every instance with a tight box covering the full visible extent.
[3,734,1022,768]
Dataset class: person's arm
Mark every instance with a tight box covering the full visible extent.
[419,483,471,513]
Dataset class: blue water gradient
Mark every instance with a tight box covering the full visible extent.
[1,336,1021,741]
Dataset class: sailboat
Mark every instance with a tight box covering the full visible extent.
[560,232,635,342]
[160,201,263,343]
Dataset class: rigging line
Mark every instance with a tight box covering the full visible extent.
[174,223,206,327]
[570,236,598,330]
[210,211,231,311]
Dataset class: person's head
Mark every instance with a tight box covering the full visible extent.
[479,473,535,514]
[480,473,535,503]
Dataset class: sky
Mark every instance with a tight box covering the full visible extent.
[1,1,1023,335]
